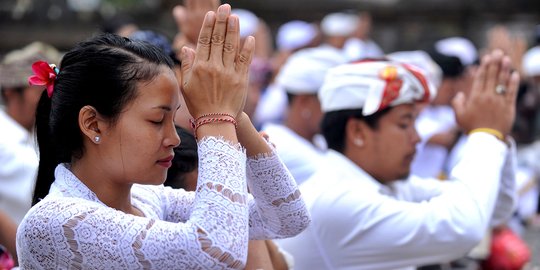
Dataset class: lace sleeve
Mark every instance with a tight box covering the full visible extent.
[16,137,250,269]
[246,147,311,240]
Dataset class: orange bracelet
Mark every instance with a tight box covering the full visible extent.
[194,113,235,122]
[190,113,235,128]
[468,128,504,141]
[191,114,237,139]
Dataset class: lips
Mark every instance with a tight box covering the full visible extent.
[157,155,174,168]
[404,151,416,164]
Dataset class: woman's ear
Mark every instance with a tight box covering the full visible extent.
[79,106,103,144]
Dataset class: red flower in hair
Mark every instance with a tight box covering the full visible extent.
[28,61,58,98]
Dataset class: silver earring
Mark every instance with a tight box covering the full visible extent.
[94,136,101,143]
[354,138,363,146]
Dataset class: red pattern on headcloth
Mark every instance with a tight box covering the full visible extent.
[318,59,437,115]
[401,63,431,103]
[378,66,403,111]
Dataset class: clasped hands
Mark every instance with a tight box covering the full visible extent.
[453,50,520,140]
[180,4,254,121]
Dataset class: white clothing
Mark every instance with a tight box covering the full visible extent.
[0,109,37,224]
[411,105,457,178]
[445,134,468,174]
[262,123,324,185]
[343,38,384,61]
[253,84,288,127]
[277,133,516,270]
[16,137,310,269]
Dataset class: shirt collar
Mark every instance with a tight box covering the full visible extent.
[326,150,398,196]
[49,163,102,204]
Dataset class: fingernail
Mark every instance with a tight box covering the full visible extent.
[205,11,215,23]
[181,47,187,59]
[218,4,230,20]
[228,15,236,28]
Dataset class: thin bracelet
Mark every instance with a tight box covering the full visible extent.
[192,116,237,139]
[194,113,235,123]
[468,128,504,141]
[190,113,236,129]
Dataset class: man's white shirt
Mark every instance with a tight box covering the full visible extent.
[277,133,517,270]
[262,123,324,185]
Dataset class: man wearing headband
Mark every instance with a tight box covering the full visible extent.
[277,51,519,269]
[262,47,347,185]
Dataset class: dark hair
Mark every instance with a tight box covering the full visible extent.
[165,126,198,189]
[321,107,391,153]
[33,33,174,205]
[129,30,181,65]
[535,24,540,46]
[428,49,464,78]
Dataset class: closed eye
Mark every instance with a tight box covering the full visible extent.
[398,121,415,130]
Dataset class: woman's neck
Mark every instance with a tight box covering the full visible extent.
[70,157,142,216]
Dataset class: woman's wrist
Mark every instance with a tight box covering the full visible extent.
[191,113,238,142]
[195,122,238,143]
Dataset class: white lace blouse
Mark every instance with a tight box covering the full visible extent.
[16,137,310,269]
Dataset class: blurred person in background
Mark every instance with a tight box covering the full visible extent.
[253,20,320,127]
[271,20,321,78]
[277,51,519,269]
[344,11,385,61]
[320,12,358,53]
[0,210,17,269]
[101,13,139,37]
[254,12,356,128]
[164,126,198,192]
[514,29,540,229]
[0,41,61,265]
[261,47,347,185]
[407,40,467,179]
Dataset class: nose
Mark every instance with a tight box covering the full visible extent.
[165,123,181,148]
[411,127,421,145]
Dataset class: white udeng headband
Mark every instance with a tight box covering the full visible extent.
[319,60,437,115]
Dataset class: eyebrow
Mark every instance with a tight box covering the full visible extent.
[401,113,414,120]
[152,105,181,111]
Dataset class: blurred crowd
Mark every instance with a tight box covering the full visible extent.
[1,0,540,269]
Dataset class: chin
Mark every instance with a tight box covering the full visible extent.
[396,171,411,181]
[136,174,167,186]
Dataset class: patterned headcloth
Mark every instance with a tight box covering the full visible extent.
[319,60,437,115]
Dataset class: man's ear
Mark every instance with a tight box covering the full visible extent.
[78,106,103,144]
[345,117,369,148]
